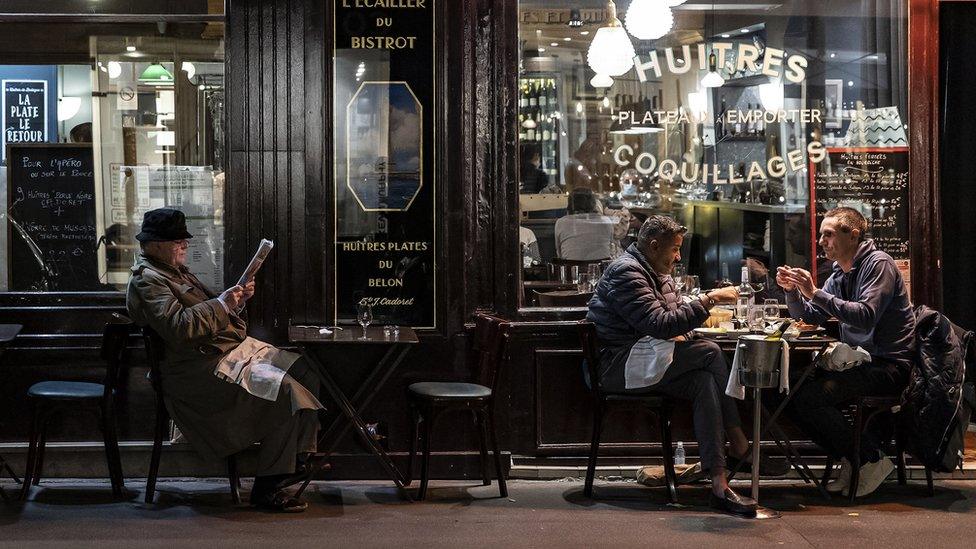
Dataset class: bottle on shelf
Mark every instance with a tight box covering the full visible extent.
[716,98,726,138]
[746,103,755,135]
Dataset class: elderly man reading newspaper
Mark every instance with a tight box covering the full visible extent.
[126,208,324,512]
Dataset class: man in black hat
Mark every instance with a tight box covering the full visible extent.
[126,208,323,512]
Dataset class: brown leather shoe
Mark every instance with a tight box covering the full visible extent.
[709,488,758,517]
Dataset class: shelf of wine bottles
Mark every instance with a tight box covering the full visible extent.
[518,75,561,180]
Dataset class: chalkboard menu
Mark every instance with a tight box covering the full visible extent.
[2,80,48,159]
[808,147,909,283]
[6,143,99,291]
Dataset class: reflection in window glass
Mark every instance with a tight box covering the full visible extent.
[518,1,908,306]
[0,22,224,292]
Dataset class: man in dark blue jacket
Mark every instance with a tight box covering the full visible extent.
[778,207,916,498]
[586,215,758,516]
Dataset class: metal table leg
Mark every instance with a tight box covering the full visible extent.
[302,349,413,501]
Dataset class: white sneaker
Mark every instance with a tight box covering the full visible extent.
[826,458,852,494]
[853,455,896,498]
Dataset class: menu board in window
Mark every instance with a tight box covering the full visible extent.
[808,147,909,285]
[6,143,100,291]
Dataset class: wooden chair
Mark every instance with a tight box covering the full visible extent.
[822,396,931,502]
[579,321,678,502]
[404,313,509,500]
[534,290,593,307]
[20,314,130,500]
[142,326,241,504]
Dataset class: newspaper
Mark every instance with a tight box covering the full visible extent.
[237,239,274,287]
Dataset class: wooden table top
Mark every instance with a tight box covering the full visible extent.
[288,324,419,344]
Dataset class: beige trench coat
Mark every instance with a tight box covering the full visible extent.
[126,255,308,460]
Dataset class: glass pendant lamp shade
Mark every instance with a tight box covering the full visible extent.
[700,52,725,88]
[625,0,674,41]
[587,1,636,77]
[140,62,174,85]
[590,73,614,88]
[759,81,784,111]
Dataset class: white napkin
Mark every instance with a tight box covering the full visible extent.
[624,336,676,389]
[821,342,870,372]
[726,339,790,400]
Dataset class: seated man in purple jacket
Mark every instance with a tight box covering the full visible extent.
[777,207,916,498]
[587,215,764,517]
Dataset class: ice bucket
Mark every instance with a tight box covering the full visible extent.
[736,335,783,388]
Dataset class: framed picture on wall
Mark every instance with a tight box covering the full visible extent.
[825,79,843,129]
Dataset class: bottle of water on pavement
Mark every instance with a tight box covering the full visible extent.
[675,441,686,466]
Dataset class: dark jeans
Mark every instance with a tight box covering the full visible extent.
[605,339,741,475]
[783,359,908,464]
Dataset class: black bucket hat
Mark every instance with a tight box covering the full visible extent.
[135,208,194,242]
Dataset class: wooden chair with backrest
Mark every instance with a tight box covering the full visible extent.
[579,320,678,502]
[404,312,509,500]
[20,313,131,500]
[142,326,241,504]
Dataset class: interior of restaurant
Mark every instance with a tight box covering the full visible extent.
[517,0,908,309]
[0,20,225,293]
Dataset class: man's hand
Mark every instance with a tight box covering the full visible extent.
[708,286,739,304]
[220,285,245,311]
[782,267,817,299]
[241,280,256,302]
[776,266,797,292]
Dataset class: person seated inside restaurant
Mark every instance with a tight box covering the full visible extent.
[126,208,325,513]
[519,144,549,194]
[555,187,617,261]
[586,215,785,517]
[776,207,916,498]
[745,256,786,304]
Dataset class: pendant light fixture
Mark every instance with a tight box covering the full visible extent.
[590,73,614,88]
[625,0,674,41]
[586,0,636,77]
[139,62,174,85]
[700,1,725,88]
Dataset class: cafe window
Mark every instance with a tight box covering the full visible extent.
[0,17,225,292]
[517,1,909,307]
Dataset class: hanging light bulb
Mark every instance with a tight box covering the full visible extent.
[625,0,674,41]
[590,73,614,88]
[586,1,636,77]
[700,50,725,87]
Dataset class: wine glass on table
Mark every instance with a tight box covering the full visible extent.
[357,303,373,340]
[763,298,780,326]
[687,275,701,297]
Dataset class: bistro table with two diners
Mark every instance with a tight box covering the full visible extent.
[705,331,837,513]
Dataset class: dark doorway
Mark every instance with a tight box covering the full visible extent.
[939,2,976,331]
